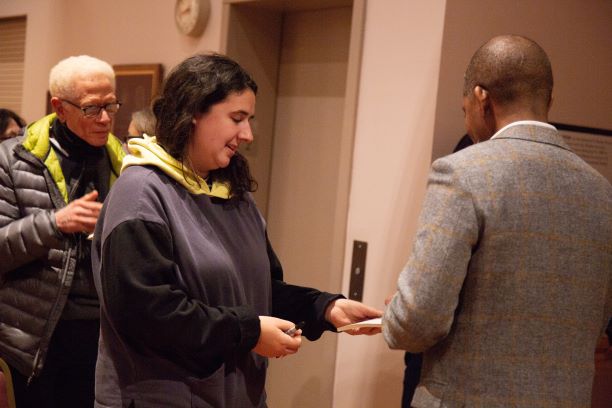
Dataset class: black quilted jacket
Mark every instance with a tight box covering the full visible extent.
[0,114,123,378]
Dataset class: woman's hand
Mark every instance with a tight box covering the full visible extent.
[325,298,383,335]
[253,316,302,358]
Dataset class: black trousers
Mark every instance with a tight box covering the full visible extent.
[401,352,423,408]
[11,319,99,408]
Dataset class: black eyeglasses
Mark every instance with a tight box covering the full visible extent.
[61,99,122,118]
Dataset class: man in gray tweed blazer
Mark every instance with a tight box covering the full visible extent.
[383,35,612,407]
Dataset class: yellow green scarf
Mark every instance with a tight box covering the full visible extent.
[122,135,230,199]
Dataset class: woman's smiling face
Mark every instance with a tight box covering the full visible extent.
[187,89,255,178]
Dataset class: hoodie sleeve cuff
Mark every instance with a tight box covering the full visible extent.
[234,305,261,352]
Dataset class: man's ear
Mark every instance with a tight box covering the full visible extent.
[474,85,497,138]
[473,86,490,112]
[547,93,554,112]
[50,97,66,122]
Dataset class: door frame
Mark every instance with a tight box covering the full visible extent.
[220,1,366,405]
[220,0,365,275]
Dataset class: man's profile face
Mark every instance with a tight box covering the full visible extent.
[57,74,117,147]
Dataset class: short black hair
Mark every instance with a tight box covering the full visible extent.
[463,35,553,108]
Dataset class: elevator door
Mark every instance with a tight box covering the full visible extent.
[223,2,356,406]
[267,7,351,407]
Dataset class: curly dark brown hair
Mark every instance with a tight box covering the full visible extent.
[152,53,258,204]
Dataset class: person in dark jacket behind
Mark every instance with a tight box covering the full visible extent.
[91,53,383,408]
[0,55,125,407]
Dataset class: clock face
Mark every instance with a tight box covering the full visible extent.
[175,0,209,37]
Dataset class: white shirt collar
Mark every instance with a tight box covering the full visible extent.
[490,120,556,140]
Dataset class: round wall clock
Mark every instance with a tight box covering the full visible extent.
[175,0,210,37]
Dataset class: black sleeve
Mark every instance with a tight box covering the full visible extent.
[266,234,344,341]
[100,219,261,376]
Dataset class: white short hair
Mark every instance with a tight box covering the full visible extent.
[130,108,157,136]
[49,55,115,99]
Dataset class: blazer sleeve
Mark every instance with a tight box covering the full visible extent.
[0,147,64,276]
[383,156,479,352]
[266,234,342,341]
[99,219,261,377]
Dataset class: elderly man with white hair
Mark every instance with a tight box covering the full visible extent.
[0,55,125,407]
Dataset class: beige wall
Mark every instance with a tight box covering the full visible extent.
[1,0,225,123]
[432,0,612,160]
[3,0,611,407]
[333,1,447,406]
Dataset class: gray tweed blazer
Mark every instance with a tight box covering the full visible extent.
[384,124,612,407]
